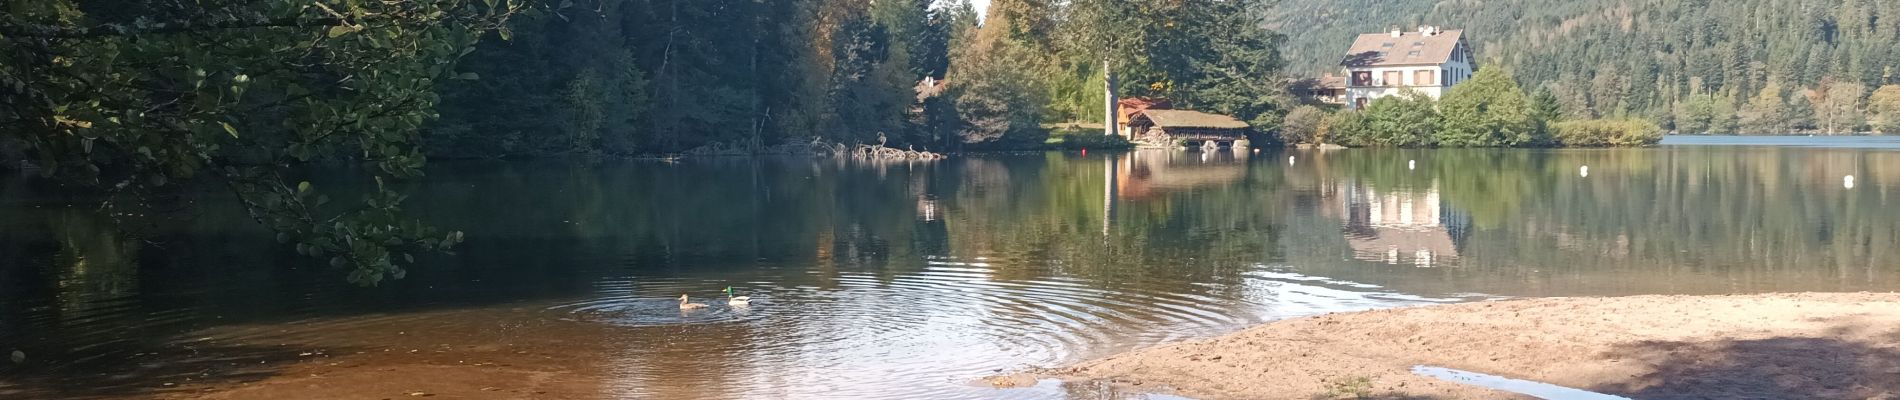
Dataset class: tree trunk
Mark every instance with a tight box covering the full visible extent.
[1103,58,1119,137]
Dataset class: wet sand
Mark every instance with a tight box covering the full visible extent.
[1036,292,1900,399]
[1,306,617,400]
[13,293,1900,399]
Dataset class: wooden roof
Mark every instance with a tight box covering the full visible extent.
[1318,75,1348,89]
[1117,97,1171,126]
[1342,28,1465,67]
[1137,110,1250,130]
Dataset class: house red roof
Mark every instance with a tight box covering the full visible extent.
[1116,98,1171,126]
[1342,28,1466,67]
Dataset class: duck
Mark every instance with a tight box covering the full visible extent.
[724,286,750,306]
[678,294,708,310]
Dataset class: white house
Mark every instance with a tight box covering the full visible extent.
[1340,26,1473,110]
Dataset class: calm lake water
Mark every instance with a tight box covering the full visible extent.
[3,142,1897,399]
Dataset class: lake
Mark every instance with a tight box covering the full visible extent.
[2,141,1896,399]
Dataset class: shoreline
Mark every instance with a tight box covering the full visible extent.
[1018,292,1900,399]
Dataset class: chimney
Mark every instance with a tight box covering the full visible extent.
[1390,26,1403,38]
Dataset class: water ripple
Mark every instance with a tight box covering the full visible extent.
[537,256,1464,399]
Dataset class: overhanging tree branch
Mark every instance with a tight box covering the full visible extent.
[0,17,349,39]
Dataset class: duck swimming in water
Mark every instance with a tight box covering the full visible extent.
[724,286,750,306]
[679,294,708,310]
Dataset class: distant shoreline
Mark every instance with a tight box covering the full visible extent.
[1009,292,1900,399]
[1660,134,1900,149]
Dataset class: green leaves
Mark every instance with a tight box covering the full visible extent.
[2,0,519,286]
[1439,67,1536,147]
[327,23,367,38]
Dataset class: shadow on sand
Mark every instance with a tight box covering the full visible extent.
[1591,318,1900,399]
[0,340,359,399]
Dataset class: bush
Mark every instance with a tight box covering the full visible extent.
[1324,109,1372,147]
[1363,92,1440,147]
[1437,67,1537,147]
[1279,105,1328,144]
[1550,119,1664,147]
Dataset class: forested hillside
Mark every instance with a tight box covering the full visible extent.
[1269,0,1900,134]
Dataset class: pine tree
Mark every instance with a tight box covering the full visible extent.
[1676,95,1717,134]
[1711,97,1740,135]
[1787,92,1818,131]
[1531,88,1564,139]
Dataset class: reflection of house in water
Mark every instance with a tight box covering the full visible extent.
[1101,150,1250,236]
[1109,150,1249,201]
[1335,185,1471,267]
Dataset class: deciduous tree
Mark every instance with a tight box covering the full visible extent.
[1438,68,1536,146]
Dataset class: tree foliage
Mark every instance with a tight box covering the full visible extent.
[1740,81,1789,134]
[1279,105,1328,144]
[1550,119,1665,147]
[1332,92,1440,147]
[1439,68,1537,146]
[1268,0,1900,134]
[1870,85,1900,134]
[1,0,509,284]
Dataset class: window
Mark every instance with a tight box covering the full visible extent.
[1406,51,1421,57]
[1415,70,1437,86]
[1381,42,1395,48]
[1384,71,1403,86]
[1352,71,1373,86]
[1355,97,1369,109]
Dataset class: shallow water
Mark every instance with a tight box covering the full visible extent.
[3,143,1897,398]
[1413,366,1632,400]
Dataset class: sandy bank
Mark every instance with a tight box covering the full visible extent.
[1041,292,1900,399]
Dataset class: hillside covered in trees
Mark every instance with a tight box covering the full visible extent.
[1268,0,1900,134]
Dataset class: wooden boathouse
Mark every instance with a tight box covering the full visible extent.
[1124,109,1250,148]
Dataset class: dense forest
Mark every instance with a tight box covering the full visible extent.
[426,0,1290,157]
[1268,0,1900,134]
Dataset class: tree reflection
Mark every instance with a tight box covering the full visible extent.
[1289,147,1900,296]
[3,146,1898,396]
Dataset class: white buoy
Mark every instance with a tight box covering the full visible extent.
[1408,160,1416,170]
[1288,156,1296,165]
[1845,175,1855,189]
[1579,165,1590,178]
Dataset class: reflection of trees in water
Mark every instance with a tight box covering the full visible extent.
[0,206,152,385]
[933,151,1286,297]
[9,148,1895,390]
[1291,148,1900,296]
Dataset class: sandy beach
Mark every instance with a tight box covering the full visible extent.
[1031,292,1900,399]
